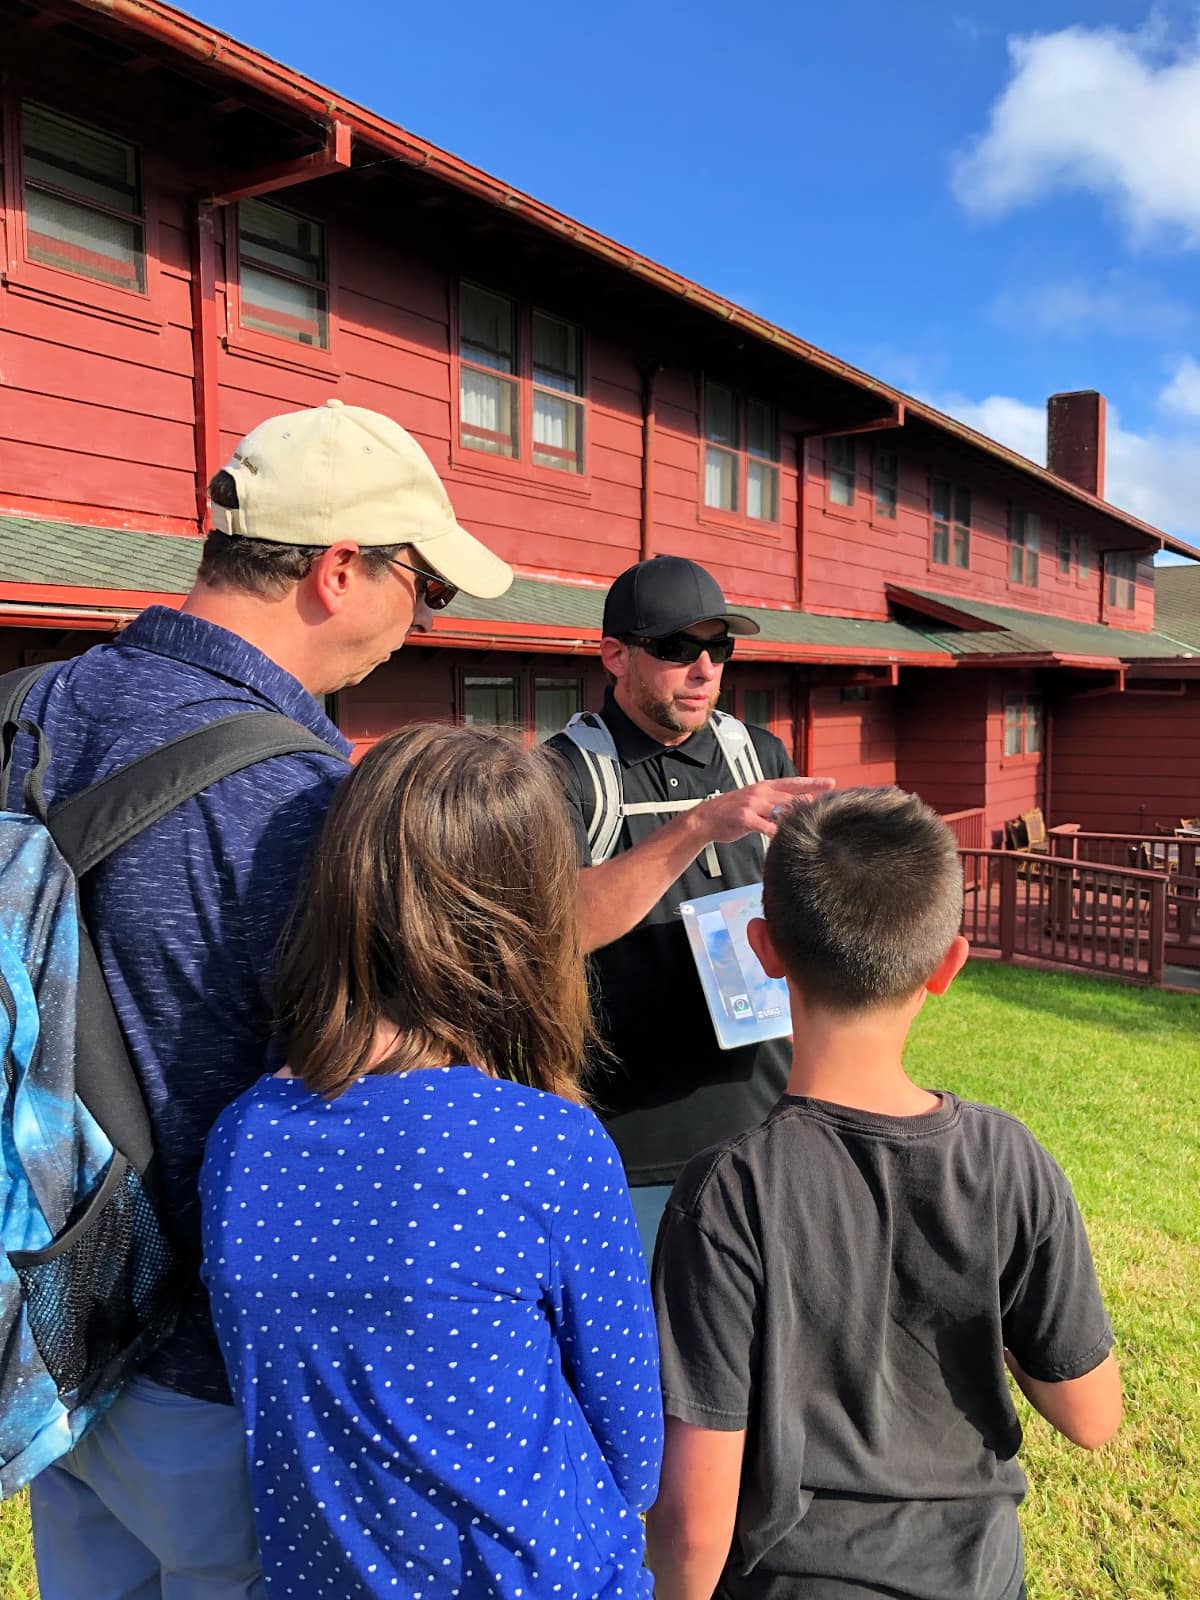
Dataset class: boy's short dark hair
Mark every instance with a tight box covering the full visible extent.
[763,786,963,1012]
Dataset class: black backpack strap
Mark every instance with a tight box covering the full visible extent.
[0,662,60,810]
[47,712,346,876]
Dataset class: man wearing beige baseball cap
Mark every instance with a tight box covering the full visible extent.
[16,401,512,1600]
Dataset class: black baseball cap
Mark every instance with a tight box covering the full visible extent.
[601,556,760,639]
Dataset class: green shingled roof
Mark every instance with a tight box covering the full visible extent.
[0,515,944,657]
[1154,565,1200,651]
[899,588,1199,662]
[452,578,938,653]
[0,515,203,594]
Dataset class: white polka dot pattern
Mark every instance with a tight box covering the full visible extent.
[200,1066,663,1598]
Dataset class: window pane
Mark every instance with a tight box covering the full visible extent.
[742,689,772,729]
[704,445,737,511]
[461,368,518,458]
[239,199,324,283]
[464,676,518,726]
[747,399,777,461]
[830,438,856,505]
[1077,535,1090,578]
[25,187,144,290]
[746,460,778,522]
[1057,528,1073,574]
[705,382,737,446]
[534,678,583,741]
[1004,697,1023,757]
[1025,699,1042,755]
[932,523,950,565]
[953,525,970,568]
[931,478,949,521]
[875,450,898,518]
[1025,513,1040,551]
[461,285,516,374]
[240,262,327,346]
[532,313,580,394]
[533,391,583,473]
[954,487,971,529]
[1028,550,1039,586]
[22,104,139,216]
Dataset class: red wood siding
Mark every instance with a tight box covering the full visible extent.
[802,439,1154,633]
[1050,683,1200,834]
[896,675,989,820]
[809,686,897,788]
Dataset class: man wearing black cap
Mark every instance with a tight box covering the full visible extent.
[546,556,834,1255]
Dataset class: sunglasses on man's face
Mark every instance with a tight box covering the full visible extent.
[625,631,736,666]
[389,556,458,611]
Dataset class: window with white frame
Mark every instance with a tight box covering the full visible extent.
[1009,507,1040,585]
[874,448,899,519]
[702,383,779,521]
[828,437,856,506]
[238,199,328,348]
[21,103,146,293]
[931,478,970,568]
[1003,693,1042,758]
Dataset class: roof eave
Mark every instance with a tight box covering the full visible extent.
[65,0,1199,559]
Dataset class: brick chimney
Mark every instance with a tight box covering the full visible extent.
[1046,391,1106,499]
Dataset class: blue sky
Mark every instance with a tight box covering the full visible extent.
[188,0,1200,543]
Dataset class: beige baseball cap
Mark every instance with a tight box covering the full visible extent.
[210,399,513,600]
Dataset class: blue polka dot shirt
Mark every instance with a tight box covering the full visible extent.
[200,1066,663,1598]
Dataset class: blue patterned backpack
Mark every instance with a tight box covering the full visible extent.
[0,664,338,1497]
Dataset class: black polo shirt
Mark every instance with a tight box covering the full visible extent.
[546,691,794,1186]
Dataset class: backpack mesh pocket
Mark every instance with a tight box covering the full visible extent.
[11,1156,183,1399]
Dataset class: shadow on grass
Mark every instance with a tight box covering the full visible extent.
[957,959,1200,1042]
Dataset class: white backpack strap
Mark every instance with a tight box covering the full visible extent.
[710,711,767,863]
[562,712,625,864]
[710,710,766,789]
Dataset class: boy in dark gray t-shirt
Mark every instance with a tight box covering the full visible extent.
[647,787,1121,1600]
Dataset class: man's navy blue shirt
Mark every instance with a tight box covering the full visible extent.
[9,606,349,1401]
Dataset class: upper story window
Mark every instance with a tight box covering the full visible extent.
[931,479,970,568]
[21,103,145,293]
[458,285,584,473]
[1107,552,1137,610]
[1004,693,1042,758]
[874,448,899,519]
[532,312,584,473]
[238,199,328,349]
[828,437,856,507]
[1008,507,1040,586]
[1055,528,1092,580]
[702,384,779,522]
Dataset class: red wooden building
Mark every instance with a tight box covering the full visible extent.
[3,0,1199,868]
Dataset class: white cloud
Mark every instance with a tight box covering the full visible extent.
[953,23,1200,246]
[1159,356,1200,417]
[990,276,1192,338]
[926,388,1200,542]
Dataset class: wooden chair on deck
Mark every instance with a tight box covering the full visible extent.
[1004,810,1050,879]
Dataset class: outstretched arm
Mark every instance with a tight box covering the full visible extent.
[578,774,835,953]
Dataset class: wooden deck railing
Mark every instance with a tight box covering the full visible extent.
[941,807,987,850]
[958,848,1167,985]
[1049,828,1200,969]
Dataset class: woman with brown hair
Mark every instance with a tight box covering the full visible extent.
[200,724,662,1599]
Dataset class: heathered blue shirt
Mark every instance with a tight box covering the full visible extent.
[201,1066,663,1600]
[8,606,349,1400]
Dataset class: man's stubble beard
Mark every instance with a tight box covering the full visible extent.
[632,678,718,737]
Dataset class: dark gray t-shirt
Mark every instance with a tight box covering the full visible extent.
[653,1092,1113,1600]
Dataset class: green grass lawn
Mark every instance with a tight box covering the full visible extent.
[1,961,1197,1597]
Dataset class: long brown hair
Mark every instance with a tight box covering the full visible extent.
[275,723,593,1100]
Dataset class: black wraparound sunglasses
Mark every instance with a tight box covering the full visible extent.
[624,631,736,666]
[389,556,458,611]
